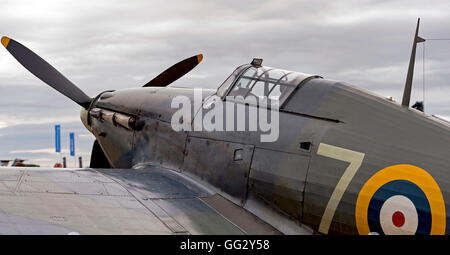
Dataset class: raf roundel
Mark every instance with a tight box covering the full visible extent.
[355,164,446,235]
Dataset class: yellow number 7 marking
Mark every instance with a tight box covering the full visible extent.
[317,143,365,234]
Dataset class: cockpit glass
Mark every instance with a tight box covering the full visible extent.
[233,77,253,91]
[220,64,318,108]
[268,85,282,101]
[216,65,248,98]
[248,81,266,99]
[267,69,288,80]
[226,66,307,108]
[244,67,258,78]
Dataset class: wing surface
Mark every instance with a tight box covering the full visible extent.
[0,165,279,234]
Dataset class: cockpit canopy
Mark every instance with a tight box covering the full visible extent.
[217,62,321,108]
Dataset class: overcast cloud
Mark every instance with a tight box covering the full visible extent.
[0,0,450,166]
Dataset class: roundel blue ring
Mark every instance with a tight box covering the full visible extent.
[367,180,431,235]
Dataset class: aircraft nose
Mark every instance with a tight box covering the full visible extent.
[80,107,91,132]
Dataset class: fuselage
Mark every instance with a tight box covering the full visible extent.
[82,64,450,235]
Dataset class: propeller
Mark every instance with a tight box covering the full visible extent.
[143,54,203,87]
[1,36,203,107]
[1,36,92,109]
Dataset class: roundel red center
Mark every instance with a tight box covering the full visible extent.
[392,211,405,228]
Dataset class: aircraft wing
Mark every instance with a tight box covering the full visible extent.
[0,165,280,234]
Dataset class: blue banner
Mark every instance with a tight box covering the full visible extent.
[55,125,61,153]
[70,132,75,156]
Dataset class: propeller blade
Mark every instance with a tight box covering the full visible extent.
[143,54,203,87]
[1,36,92,109]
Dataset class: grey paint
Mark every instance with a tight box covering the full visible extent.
[4,34,450,234]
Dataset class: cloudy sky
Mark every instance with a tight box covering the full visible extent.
[0,0,450,167]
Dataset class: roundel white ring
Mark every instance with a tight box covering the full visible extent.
[379,195,418,235]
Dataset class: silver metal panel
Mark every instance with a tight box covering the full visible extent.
[189,100,316,154]
[0,211,76,234]
[97,87,214,123]
[182,137,254,205]
[98,166,212,234]
[95,88,157,116]
[200,194,281,235]
[16,169,130,196]
[0,191,172,234]
[91,116,135,168]
[132,118,187,171]
[154,197,245,235]
[244,193,314,235]
[248,148,310,219]
[98,165,211,199]
[0,170,22,181]
[0,166,268,234]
